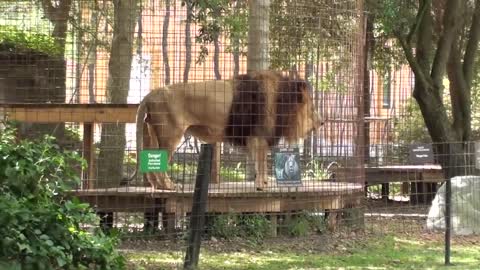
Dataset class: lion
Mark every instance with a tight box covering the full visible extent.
[283,154,300,180]
[132,70,323,191]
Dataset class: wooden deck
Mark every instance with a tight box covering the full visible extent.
[334,165,444,184]
[332,165,444,204]
[1,103,138,123]
[72,181,364,214]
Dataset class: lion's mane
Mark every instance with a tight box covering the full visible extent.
[224,71,309,147]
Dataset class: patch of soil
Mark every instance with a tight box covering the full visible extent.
[118,225,375,257]
[365,198,431,215]
[119,216,480,270]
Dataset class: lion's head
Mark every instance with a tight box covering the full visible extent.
[283,154,300,180]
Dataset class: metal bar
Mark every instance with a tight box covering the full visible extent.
[444,177,452,265]
[82,123,95,189]
[184,144,213,270]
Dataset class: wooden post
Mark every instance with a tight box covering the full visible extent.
[144,199,162,233]
[184,144,213,270]
[268,214,278,237]
[98,211,114,233]
[210,143,221,184]
[82,123,95,189]
[381,183,389,201]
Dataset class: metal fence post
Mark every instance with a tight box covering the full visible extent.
[444,176,451,266]
[184,144,213,270]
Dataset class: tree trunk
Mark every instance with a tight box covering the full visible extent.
[213,35,221,80]
[183,1,200,153]
[73,1,82,104]
[363,12,374,164]
[88,6,100,104]
[247,0,270,72]
[232,0,243,77]
[246,0,271,180]
[395,0,480,179]
[184,1,193,83]
[163,0,171,85]
[40,0,72,103]
[97,0,138,188]
[23,0,73,146]
[303,61,314,158]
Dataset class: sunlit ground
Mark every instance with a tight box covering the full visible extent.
[121,217,480,270]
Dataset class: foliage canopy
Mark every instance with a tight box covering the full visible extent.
[0,122,126,270]
[0,25,62,56]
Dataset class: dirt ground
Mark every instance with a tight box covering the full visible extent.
[118,198,480,255]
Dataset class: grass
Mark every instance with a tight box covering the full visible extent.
[122,233,480,270]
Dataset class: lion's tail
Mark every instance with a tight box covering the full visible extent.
[126,96,149,183]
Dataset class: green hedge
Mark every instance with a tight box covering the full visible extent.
[0,122,125,270]
[0,25,62,56]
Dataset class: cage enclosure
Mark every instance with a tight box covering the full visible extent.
[0,0,366,241]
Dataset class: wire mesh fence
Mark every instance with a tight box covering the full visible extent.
[1,0,480,268]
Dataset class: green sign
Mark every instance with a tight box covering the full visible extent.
[140,150,168,173]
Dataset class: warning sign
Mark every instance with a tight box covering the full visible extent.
[140,150,168,173]
[408,144,434,165]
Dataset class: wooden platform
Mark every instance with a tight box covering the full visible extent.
[72,181,364,214]
[1,103,138,123]
[333,165,444,204]
[334,165,444,184]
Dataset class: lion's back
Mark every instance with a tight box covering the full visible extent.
[165,80,235,127]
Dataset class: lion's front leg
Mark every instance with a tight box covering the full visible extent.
[247,138,269,191]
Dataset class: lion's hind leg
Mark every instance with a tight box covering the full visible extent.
[143,122,165,191]
[149,122,186,190]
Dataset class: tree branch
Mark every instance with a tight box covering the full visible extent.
[394,1,434,93]
[40,0,71,23]
[463,0,480,88]
[396,34,430,90]
[431,0,463,85]
[40,0,56,22]
[407,0,432,44]
[448,41,470,140]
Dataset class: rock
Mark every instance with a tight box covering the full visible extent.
[426,176,480,235]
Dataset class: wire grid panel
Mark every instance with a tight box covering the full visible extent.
[0,0,368,266]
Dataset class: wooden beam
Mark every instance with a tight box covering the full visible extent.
[1,103,138,123]
[82,123,96,189]
[210,143,222,184]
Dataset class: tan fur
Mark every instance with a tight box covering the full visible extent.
[134,71,322,190]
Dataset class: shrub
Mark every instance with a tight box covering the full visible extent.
[208,213,273,242]
[282,211,327,237]
[238,214,273,242]
[285,215,311,237]
[209,212,241,239]
[0,122,126,270]
[0,25,62,56]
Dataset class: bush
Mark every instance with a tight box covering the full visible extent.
[238,214,272,242]
[282,211,327,237]
[209,212,240,239]
[0,123,126,270]
[208,213,273,242]
[0,25,62,56]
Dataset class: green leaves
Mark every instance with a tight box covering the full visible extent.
[0,122,126,270]
[0,25,62,56]
[183,0,248,64]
